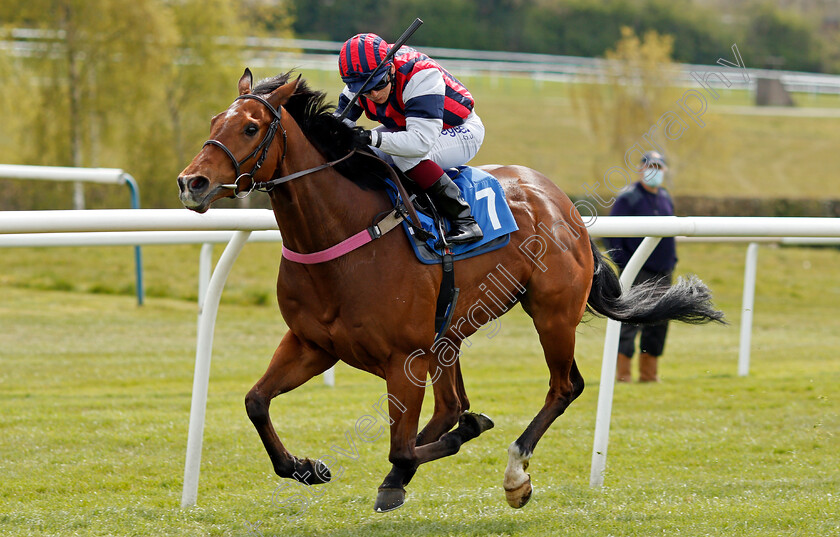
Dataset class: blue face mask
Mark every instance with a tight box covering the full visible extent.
[642,168,664,188]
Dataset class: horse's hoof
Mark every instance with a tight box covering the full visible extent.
[504,476,533,508]
[374,487,406,512]
[458,412,495,440]
[475,412,495,433]
[293,458,331,485]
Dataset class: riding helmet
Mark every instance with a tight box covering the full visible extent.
[339,33,392,94]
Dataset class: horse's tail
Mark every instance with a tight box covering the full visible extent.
[586,239,726,325]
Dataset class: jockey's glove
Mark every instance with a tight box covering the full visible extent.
[351,127,381,149]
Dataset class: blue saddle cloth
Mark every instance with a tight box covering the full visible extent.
[386,166,518,265]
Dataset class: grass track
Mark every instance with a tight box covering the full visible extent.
[1,241,839,536]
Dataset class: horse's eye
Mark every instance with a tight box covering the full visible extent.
[244,123,259,136]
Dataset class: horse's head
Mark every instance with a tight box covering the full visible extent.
[177,68,298,213]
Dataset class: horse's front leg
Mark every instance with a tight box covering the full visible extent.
[245,330,337,485]
[374,352,430,512]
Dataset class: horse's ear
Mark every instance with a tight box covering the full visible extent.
[238,68,253,96]
[267,74,301,109]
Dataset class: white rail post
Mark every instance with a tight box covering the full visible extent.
[197,243,214,314]
[590,236,661,488]
[73,182,85,210]
[738,242,759,377]
[182,231,251,508]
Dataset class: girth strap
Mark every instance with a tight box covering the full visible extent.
[434,252,459,341]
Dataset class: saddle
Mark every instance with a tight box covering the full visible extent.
[389,166,518,263]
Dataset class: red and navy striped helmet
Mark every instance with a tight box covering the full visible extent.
[339,33,392,93]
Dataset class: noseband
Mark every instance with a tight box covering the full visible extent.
[202,93,288,198]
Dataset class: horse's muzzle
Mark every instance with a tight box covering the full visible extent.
[177,174,213,212]
[178,174,210,195]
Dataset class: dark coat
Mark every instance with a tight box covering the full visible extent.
[607,181,677,273]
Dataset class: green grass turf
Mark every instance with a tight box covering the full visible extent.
[0,240,838,536]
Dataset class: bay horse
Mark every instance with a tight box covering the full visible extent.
[177,70,723,512]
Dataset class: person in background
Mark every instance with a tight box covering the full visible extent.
[334,32,485,245]
[608,151,677,382]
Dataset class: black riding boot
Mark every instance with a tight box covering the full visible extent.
[426,174,483,245]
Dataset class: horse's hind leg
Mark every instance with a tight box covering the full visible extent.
[378,348,490,504]
[374,355,429,512]
[245,331,337,485]
[374,354,494,513]
[503,318,584,508]
[416,357,471,447]
[414,355,493,459]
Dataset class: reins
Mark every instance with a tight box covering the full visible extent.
[253,149,357,191]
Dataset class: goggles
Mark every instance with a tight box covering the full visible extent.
[343,66,391,94]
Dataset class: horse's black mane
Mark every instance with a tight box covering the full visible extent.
[253,71,389,191]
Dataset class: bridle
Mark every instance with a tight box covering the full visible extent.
[203,93,357,198]
[200,89,424,233]
[202,93,287,198]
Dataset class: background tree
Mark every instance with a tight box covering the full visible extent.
[287,0,835,73]
[571,27,680,181]
[741,2,823,71]
[0,0,179,208]
[570,25,733,207]
[0,0,290,209]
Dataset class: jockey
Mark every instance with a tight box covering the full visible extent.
[335,33,485,245]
